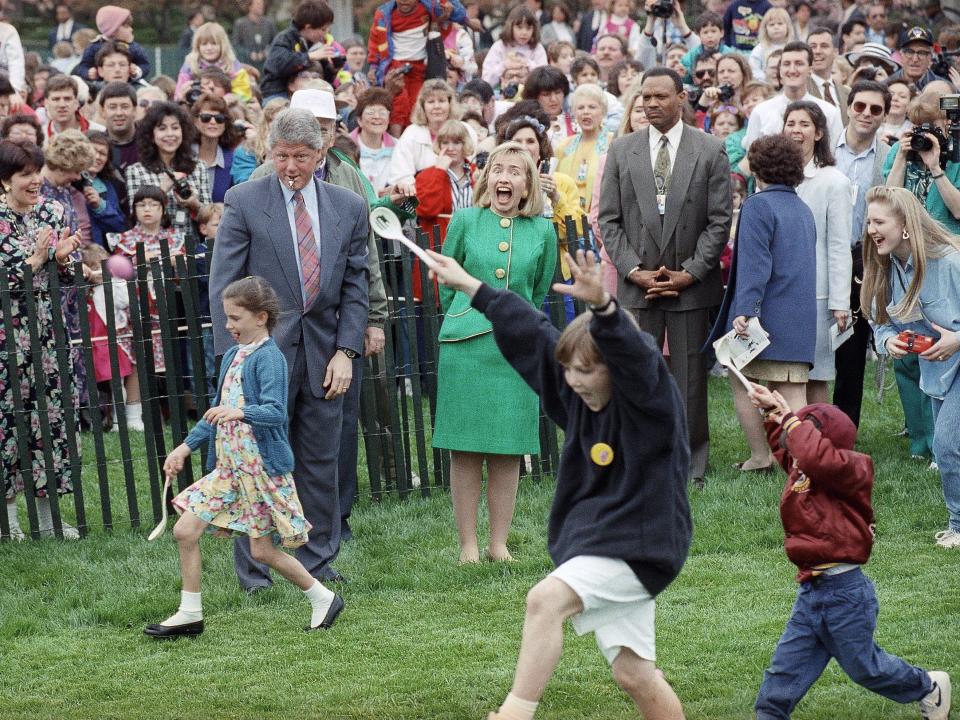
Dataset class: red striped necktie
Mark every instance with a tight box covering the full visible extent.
[293,190,320,309]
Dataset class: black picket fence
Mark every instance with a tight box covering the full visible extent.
[0,216,598,541]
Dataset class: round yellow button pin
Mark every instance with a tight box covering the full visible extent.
[495,268,506,279]
[499,217,511,228]
[590,442,614,466]
[498,241,509,252]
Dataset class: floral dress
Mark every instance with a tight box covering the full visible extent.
[171,340,311,548]
[0,199,79,499]
[108,225,185,374]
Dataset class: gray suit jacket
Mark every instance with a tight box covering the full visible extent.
[598,125,732,311]
[210,174,370,398]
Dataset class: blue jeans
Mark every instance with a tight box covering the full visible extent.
[755,568,930,719]
[932,376,960,531]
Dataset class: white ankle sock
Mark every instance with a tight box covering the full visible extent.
[304,580,335,627]
[126,402,143,423]
[498,693,539,720]
[162,590,203,626]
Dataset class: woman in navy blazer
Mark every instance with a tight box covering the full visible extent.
[708,135,818,471]
[190,93,242,203]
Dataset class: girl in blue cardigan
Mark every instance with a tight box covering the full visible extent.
[145,277,343,639]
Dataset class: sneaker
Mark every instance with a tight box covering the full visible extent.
[2,526,25,542]
[39,523,80,540]
[935,529,960,548]
[929,461,940,472]
[920,671,951,720]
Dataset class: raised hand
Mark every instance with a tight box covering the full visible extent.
[552,249,607,306]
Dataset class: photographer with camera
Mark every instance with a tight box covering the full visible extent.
[862,186,960,549]
[884,90,960,235]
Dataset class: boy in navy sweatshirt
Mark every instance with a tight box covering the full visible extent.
[748,385,951,720]
[428,248,691,720]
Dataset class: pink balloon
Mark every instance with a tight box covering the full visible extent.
[105,255,135,281]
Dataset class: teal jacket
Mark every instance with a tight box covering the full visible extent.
[883,141,960,235]
[184,338,295,475]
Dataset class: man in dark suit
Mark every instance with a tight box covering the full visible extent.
[48,3,85,50]
[211,107,370,589]
[599,67,732,487]
[807,26,850,126]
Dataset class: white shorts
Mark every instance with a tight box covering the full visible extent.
[550,555,656,665]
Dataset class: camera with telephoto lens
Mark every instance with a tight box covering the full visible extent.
[502,82,519,100]
[932,50,960,82]
[717,83,735,102]
[184,81,203,107]
[163,168,193,199]
[649,0,673,18]
[907,122,951,170]
[940,93,960,164]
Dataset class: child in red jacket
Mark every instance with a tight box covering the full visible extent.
[748,384,951,720]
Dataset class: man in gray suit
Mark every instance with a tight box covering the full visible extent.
[211,108,370,589]
[599,67,732,486]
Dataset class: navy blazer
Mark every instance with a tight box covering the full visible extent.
[210,174,370,399]
[707,185,817,365]
[210,147,236,203]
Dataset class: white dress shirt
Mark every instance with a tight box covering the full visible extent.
[648,120,684,176]
[811,74,840,105]
[742,91,844,152]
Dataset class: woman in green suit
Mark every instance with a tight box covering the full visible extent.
[433,142,558,564]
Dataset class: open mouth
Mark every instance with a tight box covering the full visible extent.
[495,185,513,204]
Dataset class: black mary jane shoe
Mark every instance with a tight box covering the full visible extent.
[305,594,344,632]
[143,620,204,639]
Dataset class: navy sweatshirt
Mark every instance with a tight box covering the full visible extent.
[472,284,692,596]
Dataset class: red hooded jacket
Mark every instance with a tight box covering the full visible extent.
[765,404,876,583]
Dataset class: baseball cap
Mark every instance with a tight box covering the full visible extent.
[289,88,337,120]
[899,26,934,49]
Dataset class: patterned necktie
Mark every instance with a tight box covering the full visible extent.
[654,136,672,196]
[822,80,835,106]
[293,190,320,309]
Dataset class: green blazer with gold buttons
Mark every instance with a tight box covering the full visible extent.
[439,207,558,343]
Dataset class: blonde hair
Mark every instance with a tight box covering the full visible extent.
[252,97,290,162]
[569,82,608,116]
[861,186,960,325]
[197,202,224,228]
[474,141,544,217]
[410,79,460,127]
[758,7,795,48]
[187,22,238,77]
[432,119,475,157]
[617,81,644,136]
[44,129,96,173]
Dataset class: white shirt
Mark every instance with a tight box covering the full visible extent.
[649,120,684,176]
[742,91,844,151]
[811,74,841,105]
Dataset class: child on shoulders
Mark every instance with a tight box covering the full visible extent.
[748,384,951,720]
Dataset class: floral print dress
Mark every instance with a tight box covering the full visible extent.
[0,198,79,499]
[108,225,185,374]
[171,339,311,548]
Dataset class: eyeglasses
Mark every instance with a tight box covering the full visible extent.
[361,107,390,118]
[694,68,716,78]
[198,112,226,124]
[852,100,885,116]
[901,48,932,58]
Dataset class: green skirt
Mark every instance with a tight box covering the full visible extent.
[432,331,542,455]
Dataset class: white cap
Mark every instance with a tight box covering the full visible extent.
[290,88,337,120]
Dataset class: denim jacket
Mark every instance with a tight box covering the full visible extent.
[183,338,295,475]
[872,250,960,399]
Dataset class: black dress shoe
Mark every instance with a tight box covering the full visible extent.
[306,594,344,631]
[143,620,204,639]
[319,568,349,584]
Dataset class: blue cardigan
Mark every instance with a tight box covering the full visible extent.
[183,337,295,475]
[707,185,817,365]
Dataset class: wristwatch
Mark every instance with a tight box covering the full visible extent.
[337,346,359,359]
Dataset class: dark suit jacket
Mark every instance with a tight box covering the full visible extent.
[48,21,85,49]
[210,175,370,399]
[807,77,850,126]
[598,125,732,311]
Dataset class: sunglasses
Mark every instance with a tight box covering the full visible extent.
[852,100,884,117]
[199,112,227,124]
[694,68,716,78]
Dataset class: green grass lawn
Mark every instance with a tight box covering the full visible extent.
[1,371,957,720]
